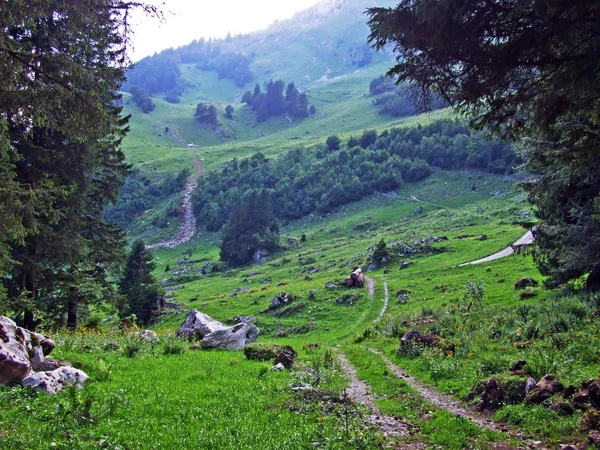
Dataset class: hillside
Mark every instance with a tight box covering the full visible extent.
[3,1,600,449]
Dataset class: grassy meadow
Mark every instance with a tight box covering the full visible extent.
[3,17,600,448]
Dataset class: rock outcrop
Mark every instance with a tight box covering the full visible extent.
[201,323,259,350]
[525,374,564,404]
[22,367,88,394]
[0,317,32,384]
[177,309,227,340]
[1,316,86,392]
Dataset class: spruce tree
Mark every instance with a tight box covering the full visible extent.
[0,1,151,328]
[368,0,600,286]
[119,240,160,325]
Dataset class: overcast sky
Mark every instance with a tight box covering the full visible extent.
[129,0,321,61]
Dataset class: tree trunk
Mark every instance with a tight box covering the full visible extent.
[67,299,77,329]
[23,309,35,331]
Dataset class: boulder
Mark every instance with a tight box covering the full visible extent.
[400,329,423,344]
[525,374,564,404]
[549,400,574,416]
[514,277,539,289]
[574,392,590,410]
[274,346,297,369]
[201,323,259,350]
[177,309,227,340]
[21,367,88,394]
[133,330,159,342]
[33,358,71,372]
[272,363,285,371]
[589,379,600,409]
[400,329,442,347]
[0,316,32,384]
[476,376,529,410]
[509,360,527,373]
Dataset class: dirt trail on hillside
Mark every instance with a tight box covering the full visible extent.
[370,349,548,448]
[336,352,421,444]
[366,277,375,299]
[374,282,389,323]
[147,159,202,250]
[458,230,534,266]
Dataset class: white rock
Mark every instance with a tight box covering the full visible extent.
[271,363,285,371]
[133,330,159,342]
[201,323,259,350]
[177,309,227,340]
[0,316,31,384]
[22,367,89,394]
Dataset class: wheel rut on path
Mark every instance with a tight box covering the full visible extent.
[336,352,421,444]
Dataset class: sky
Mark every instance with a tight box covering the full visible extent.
[129,0,322,61]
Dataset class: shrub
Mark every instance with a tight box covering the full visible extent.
[244,343,279,361]
[123,341,141,358]
[163,342,185,355]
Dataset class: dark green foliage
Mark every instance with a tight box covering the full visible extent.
[119,240,160,325]
[373,120,520,175]
[241,79,310,122]
[368,0,600,285]
[225,105,234,119]
[0,1,138,328]
[129,86,155,113]
[105,168,190,227]
[220,191,280,266]
[359,130,377,149]
[195,103,219,125]
[369,75,395,96]
[372,238,391,263]
[326,135,341,152]
[123,48,182,97]
[192,146,416,231]
[347,136,360,148]
[244,343,279,361]
[196,50,253,87]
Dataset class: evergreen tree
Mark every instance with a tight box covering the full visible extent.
[119,240,160,325]
[0,1,144,328]
[368,0,600,286]
[326,135,341,152]
[220,192,280,266]
[225,105,234,119]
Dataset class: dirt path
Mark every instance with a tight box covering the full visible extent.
[374,282,389,323]
[366,277,375,299]
[370,349,511,433]
[336,352,418,441]
[458,230,534,266]
[147,159,202,250]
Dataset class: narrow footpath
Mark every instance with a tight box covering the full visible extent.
[147,159,203,250]
[336,352,422,445]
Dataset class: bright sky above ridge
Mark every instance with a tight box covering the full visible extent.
[130,0,321,61]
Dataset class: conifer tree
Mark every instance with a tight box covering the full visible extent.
[119,240,160,325]
[0,1,153,327]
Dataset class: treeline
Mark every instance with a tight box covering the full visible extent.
[129,86,155,113]
[192,148,430,231]
[241,80,313,123]
[105,168,191,228]
[371,120,521,174]
[369,75,447,117]
[123,49,182,102]
[123,39,254,103]
[192,119,520,232]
